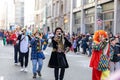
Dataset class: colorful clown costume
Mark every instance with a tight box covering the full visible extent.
[89,30,110,80]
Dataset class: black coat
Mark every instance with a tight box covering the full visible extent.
[48,37,72,68]
[111,43,120,62]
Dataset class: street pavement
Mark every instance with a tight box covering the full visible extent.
[0,42,92,80]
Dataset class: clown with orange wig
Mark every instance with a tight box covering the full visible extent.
[90,30,110,80]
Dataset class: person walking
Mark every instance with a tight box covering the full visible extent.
[88,36,93,57]
[73,38,77,53]
[18,28,30,72]
[76,35,82,52]
[110,37,120,73]
[89,30,110,80]
[30,32,45,78]
[12,30,20,65]
[81,35,88,54]
[48,27,72,80]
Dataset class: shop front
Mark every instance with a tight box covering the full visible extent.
[102,2,114,33]
[73,11,81,33]
[85,8,95,34]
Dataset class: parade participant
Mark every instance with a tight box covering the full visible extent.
[89,30,110,80]
[18,28,30,72]
[12,30,20,65]
[110,37,120,73]
[30,32,45,78]
[48,27,72,80]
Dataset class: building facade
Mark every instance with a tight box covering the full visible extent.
[34,0,71,33]
[51,0,71,32]
[72,0,119,35]
[34,0,120,35]
[14,0,24,27]
[0,0,8,30]
[34,0,48,33]
[24,0,35,26]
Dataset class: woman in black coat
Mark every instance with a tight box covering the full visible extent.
[48,27,72,80]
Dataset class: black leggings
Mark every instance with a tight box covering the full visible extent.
[54,68,65,80]
[14,44,21,63]
[20,52,29,68]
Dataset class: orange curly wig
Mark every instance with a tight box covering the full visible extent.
[93,30,108,44]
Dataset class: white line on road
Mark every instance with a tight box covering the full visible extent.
[0,76,4,80]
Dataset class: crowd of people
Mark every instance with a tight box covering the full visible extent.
[0,28,48,78]
[1,27,120,80]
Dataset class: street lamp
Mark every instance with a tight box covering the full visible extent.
[97,5,103,30]
[97,5,102,14]
[97,5,102,20]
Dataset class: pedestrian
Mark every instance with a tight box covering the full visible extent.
[110,37,120,73]
[89,30,110,80]
[3,34,6,46]
[12,30,20,65]
[88,36,93,57]
[73,38,77,53]
[48,27,72,80]
[81,35,88,54]
[18,28,30,72]
[76,35,82,52]
[30,32,45,78]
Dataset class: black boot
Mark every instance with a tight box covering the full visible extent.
[37,71,41,77]
[33,73,37,79]
[60,78,63,80]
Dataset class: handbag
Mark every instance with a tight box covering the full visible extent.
[37,51,45,60]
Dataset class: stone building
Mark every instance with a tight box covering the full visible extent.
[35,0,120,35]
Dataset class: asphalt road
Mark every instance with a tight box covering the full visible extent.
[0,42,92,80]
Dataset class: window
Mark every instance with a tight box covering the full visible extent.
[74,12,81,24]
[47,5,51,17]
[102,2,114,11]
[74,0,82,8]
[85,16,95,23]
[85,8,95,24]
[104,21,114,33]
[53,4,55,17]
[103,12,114,20]
[85,0,95,4]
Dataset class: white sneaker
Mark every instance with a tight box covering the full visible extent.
[15,63,21,66]
[17,63,21,66]
[20,68,24,72]
[24,68,28,72]
[14,63,18,66]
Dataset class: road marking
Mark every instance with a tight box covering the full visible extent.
[0,76,4,80]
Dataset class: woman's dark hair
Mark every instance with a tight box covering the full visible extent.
[54,27,63,34]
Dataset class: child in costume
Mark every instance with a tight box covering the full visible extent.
[89,30,110,80]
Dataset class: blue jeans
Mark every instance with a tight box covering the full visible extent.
[32,59,43,74]
[88,48,92,56]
